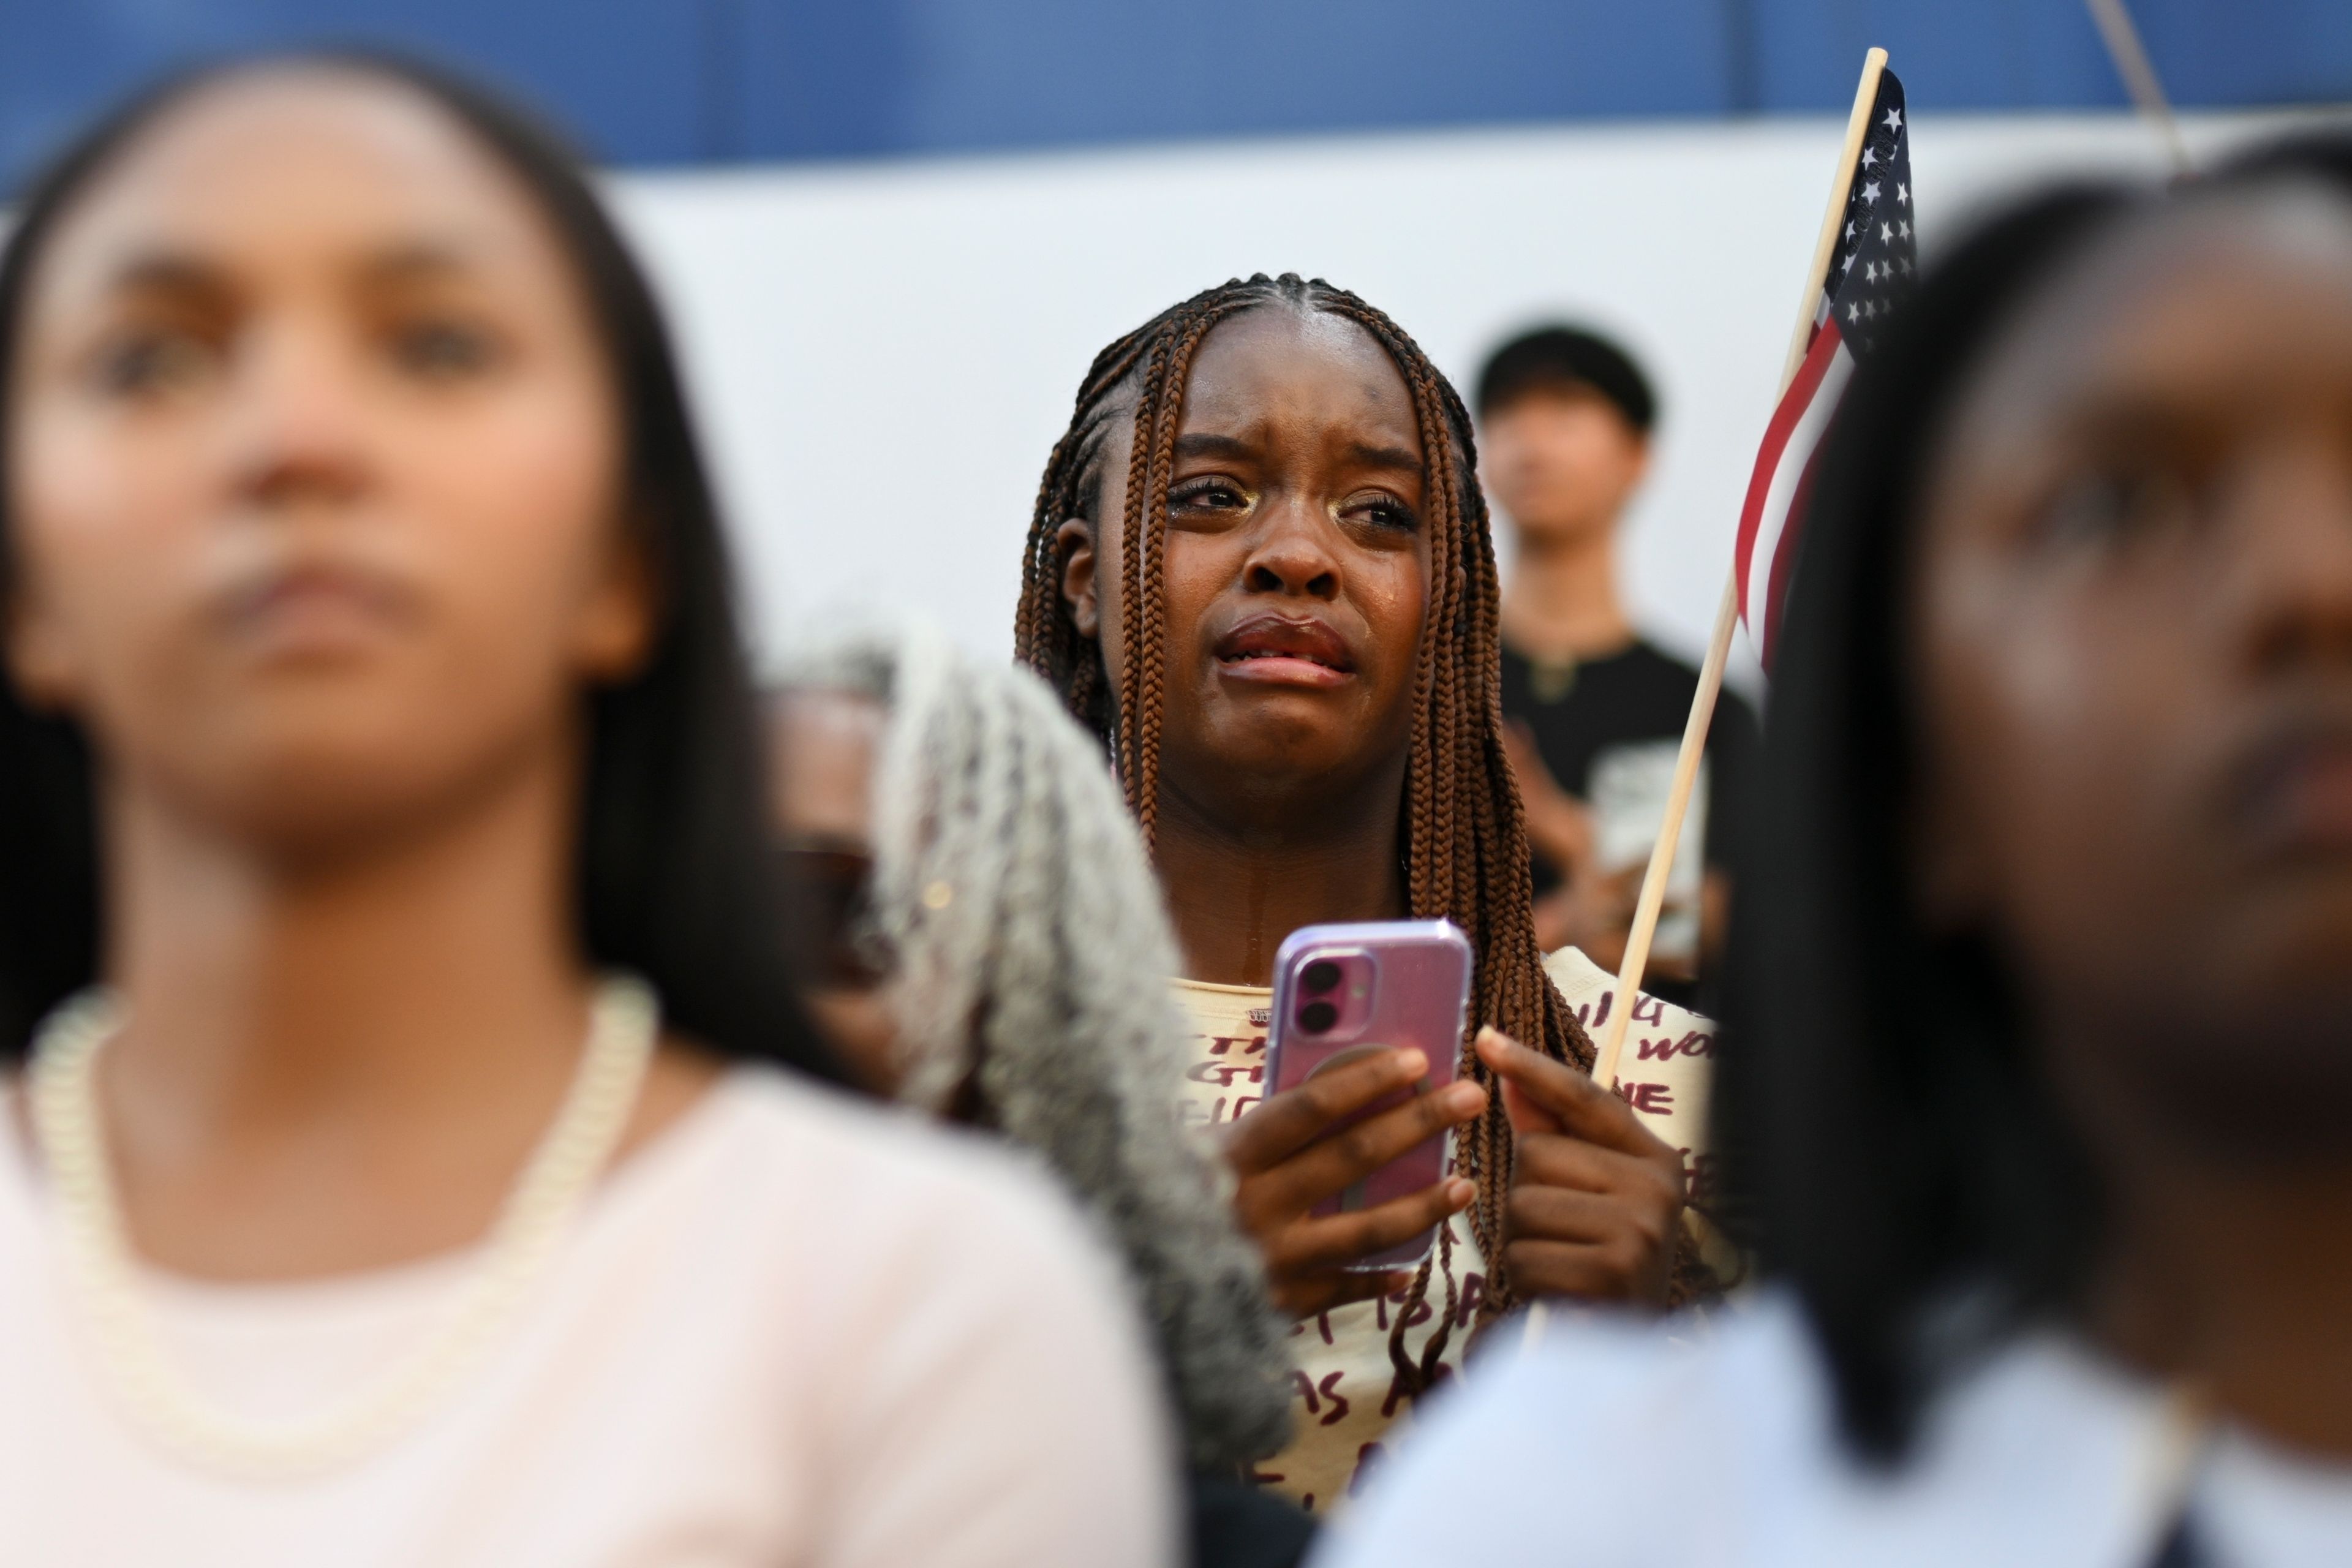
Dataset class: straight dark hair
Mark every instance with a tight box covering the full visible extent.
[1713,184,2139,1461]
[0,51,840,1084]
[1721,140,2352,1462]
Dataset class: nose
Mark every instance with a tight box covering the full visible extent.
[1240,496,1340,600]
[226,311,373,514]
[2225,439,2352,675]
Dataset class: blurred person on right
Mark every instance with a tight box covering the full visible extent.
[1479,327,1758,998]
[1324,151,2352,1566]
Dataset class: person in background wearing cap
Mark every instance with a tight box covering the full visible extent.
[1476,326,1759,1005]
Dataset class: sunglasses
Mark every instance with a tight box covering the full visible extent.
[774,844,889,989]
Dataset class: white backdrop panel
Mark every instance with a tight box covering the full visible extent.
[607,109,2314,689]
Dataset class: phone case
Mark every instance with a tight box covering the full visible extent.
[1264,919,1474,1272]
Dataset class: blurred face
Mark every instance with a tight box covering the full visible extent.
[4,69,647,859]
[1910,188,2352,1155]
[1480,382,1648,546]
[766,688,899,1093]
[1058,305,1431,820]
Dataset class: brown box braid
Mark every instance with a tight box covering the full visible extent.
[1015,273,1709,1392]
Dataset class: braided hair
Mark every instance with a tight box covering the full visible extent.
[779,622,1293,1468]
[1017,273,1636,1387]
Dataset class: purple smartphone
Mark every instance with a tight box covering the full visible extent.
[1264,919,1474,1272]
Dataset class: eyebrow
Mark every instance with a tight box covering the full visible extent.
[99,239,483,299]
[1174,432,1260,462]
[1345,440,1425,477]
[357,241,482,285]
[103,251,230,299]
[1173,431,1426,476]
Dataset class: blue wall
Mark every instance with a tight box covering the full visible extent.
[6,0,2347,190]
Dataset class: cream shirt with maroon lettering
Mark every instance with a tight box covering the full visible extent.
[1170,946,1719,1515]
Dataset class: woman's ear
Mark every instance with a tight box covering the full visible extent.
[571,526,659,682]
[1054,517,1099,639]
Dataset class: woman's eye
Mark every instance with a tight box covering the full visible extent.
[1170,481,1247,513]
[1348,496,1419,532]
[2037,463,2199,550]
[388,319,500,380]
[90,328,219,398]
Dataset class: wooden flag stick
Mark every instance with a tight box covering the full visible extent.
[2085,0,2193,177]
[1588,48,1887,1092]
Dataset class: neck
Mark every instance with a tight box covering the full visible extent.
[97,739,592,1163]
[2086,1101,2352,1458]
[1153,758,1410,987]
[1501,522,1630,660]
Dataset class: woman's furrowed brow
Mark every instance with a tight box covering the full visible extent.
[1170,432,1423,476]
[1344,440,1424,477]
[1173,431,1258,462]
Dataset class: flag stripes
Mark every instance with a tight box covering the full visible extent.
[1732,67,1912,666]
[1734,315,1853,664]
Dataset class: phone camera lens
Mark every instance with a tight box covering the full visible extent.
[1301,959,1342,995]
[1298,999,1339,1034]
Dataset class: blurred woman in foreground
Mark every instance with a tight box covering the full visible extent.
[1329,152,2352,1564]
[0,56,1170,1565]
[770,624,1306,1567]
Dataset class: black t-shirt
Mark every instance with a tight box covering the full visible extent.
[1498,638,1758,893]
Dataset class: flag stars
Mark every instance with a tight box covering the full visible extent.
[1824,100,1914,352]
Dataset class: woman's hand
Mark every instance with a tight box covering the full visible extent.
[1475,1027,1684,1308]
[1221,1049,1488,1317]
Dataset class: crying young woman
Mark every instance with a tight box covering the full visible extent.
[1016,273,1731,1511]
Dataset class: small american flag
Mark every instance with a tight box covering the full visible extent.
[1735,69,1914,665]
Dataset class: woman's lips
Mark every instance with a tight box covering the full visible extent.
[214,563,419,659]
[1219,652,1351,688]
[1214,616,1356,690]
[2237,737,2352,858]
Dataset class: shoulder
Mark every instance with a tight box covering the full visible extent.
[704,1066,1090,1222]
[687,1072,1178,1564]
[1324,1293,2168,1568]
[685,1068,1132,1302]
[681,1068,1163,1411]
[1620,638,1702,693]
[1623,639,1758,734]
[1325,1294,1825,1566]
[1542,945,1713,1041]
[1542,942,1634,1008]
[1168,977,1270,1034]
